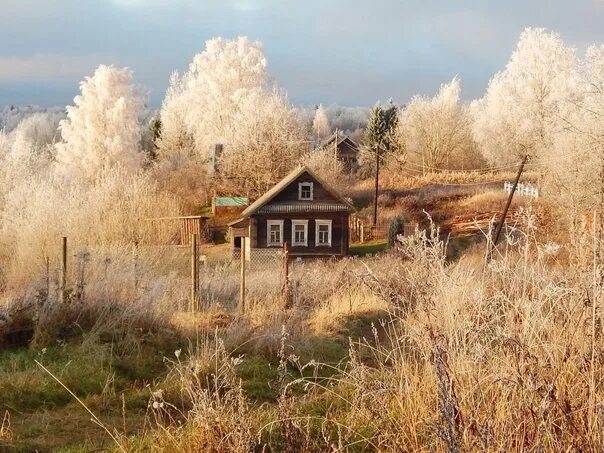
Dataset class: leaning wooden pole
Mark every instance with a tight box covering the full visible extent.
[60,236,67,303]
[190,233,198,312]
[489,156,528,259]
[240,237,246,314]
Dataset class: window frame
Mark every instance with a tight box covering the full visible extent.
[315,219,332,247]
[298,182,314,201]
[266,220,284,247]
[291,219,309,247]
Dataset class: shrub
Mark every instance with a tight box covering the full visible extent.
[387,215,405,247]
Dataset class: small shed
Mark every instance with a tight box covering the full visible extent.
[212,196,249,216]
[145,215,211,245]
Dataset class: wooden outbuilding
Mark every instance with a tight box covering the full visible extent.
[229,166,356,259]
[211,196,249,216]
[145,215,211,245]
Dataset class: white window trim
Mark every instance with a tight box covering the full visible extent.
[315,219,332,247]
[267,220,284,247]
[291,219,309,247]
[298,182,314,201]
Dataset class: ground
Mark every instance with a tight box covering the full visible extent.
[0,174,543,451]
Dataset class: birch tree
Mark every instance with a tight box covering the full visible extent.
[156,36,306,194]
[471,28,577,166]
[312,104,331,140]
[56,65,145,181]
[399,77,473,170]
[157,37,270,160]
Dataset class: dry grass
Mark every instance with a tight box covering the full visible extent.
[1,168,603,451]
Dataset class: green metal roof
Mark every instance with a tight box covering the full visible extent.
[214,197,249,207]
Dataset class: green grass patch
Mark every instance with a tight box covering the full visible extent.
[350,240,388,256]
[237,355,280,402]
[0,337,174,451]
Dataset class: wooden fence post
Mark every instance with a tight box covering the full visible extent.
[240,237,246,314]
[60,236,67,303]
[283,242,291,308]
[190,233,198,313]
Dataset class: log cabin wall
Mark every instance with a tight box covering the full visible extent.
[255,212,349,256]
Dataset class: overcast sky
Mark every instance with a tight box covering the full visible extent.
[1,0,604,108]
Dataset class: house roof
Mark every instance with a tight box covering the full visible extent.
[240,165,355,218]
[256,202,352,214]
[213,196,249,207]
[319,132,359,151]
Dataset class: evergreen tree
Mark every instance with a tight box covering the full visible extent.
[362,100,398,175]
[388,215,405,248]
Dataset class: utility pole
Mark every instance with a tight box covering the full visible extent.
[373,145,380,226]
[489,155,528,259]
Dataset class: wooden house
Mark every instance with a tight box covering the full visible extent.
[229,166,356,259]
[319,131,360,171]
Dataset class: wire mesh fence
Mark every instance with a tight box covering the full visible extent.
[34,231,397,317]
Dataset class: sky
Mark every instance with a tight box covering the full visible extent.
[1,0,604,108]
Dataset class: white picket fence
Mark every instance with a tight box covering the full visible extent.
[504,181,540,199]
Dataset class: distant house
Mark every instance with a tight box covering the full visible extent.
[229,166,356,259]
[319,131,360,171]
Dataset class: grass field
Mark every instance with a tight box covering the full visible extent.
[1,175,600,451]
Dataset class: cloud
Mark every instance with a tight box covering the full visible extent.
[110,0,266,13]
[0,54,108,82]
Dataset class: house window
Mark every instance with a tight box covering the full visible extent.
[298,182,313,200]
[292,220,308,246]
[267,220,284,247]
[315,219,332,247]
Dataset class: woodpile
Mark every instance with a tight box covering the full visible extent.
[442,210,518,238]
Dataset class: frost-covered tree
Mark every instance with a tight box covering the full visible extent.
[542,45,604,216]
[399,77,473,170]
[471,28,578,165]
[10,112,62,162]
[56,65,146,181]
[302,144,346,191]
[158,37,270,160]
[156,72,196,165]
[312,104,331,139]
[156,36,306,193]
[217,88,307,196]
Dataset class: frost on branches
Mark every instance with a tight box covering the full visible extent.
[542,44,604,213]
[399,77,473,170]
[471,28,578,166]
[157,37,269,161]
[312,104,331,140]
[156,36,306,195]
[56,65,146,181]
